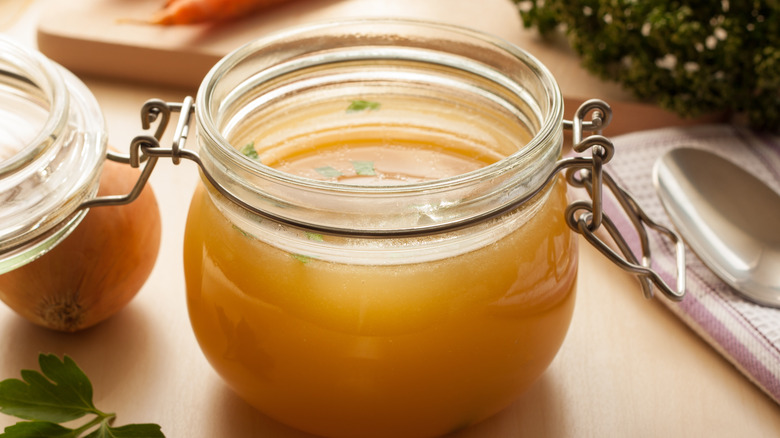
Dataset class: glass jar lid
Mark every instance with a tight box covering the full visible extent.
[0,37,107,273]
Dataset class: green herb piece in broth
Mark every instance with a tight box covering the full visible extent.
[305,232,324,242]
[0,354,165,438]
[352,161,376,176]
[315,166,343,178]
[291,254,313,264]
[232,224,256,240]
[346,100,381,113]
[240,141,259,160]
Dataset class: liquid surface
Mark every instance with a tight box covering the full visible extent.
[267,140,492,185]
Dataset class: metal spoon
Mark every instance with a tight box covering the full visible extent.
[653,147,780,308]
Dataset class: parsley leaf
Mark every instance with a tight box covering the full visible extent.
[0,354,165,438]
[0,421,76,438]
[0,354,97,423]
[83,422,164,438]
[305,232,324,242]
[232,225,256,240]
[315,166,342,178]
[346,100,381,112]
[239,142,259,160]
[352,161,376,176]
[291,254,313,264]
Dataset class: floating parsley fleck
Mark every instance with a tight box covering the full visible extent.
[232,224,256,240]
[0,354,165,437]
[291,254,313,264]
[352,160,376,176]
[240,141,259,160]
[315,166,342,178]
[305,232,324,242]
[346,100,381,113]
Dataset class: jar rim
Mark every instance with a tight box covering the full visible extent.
[0,36,69,177]
[0,38,106,273]
[196,18,564,195]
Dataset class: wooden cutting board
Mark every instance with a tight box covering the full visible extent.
[36,0,714,134]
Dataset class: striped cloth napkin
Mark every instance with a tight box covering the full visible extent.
[599,124,780,405]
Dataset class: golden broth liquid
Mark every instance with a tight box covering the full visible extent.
[184,114,577,437]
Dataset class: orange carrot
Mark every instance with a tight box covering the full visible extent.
[150,0,292,25]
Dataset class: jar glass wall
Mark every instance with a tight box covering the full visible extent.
[0,36,106,273]
[184,19,574,438]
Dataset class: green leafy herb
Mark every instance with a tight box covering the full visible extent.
[0,354,164,438]
[239,141,259,160]
[315,166,343,178]
[1,421,74,438]
[346,100,381,113]
[291,254,313,264]
[232,224,256,240]
[513,0,780,131]
[305,232,324,242]
[351,161,376,176]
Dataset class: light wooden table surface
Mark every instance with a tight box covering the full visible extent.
[2,1,779,437]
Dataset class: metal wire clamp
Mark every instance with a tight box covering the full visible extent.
[561,100,686,301]
[78,97,686,302]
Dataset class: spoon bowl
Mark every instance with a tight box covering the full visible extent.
[653,147,780,308]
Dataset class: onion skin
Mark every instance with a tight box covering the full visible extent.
[0,157,162,332]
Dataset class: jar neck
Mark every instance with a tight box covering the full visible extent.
[195,19,563,236]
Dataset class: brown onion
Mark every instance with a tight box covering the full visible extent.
[0,156,162,332]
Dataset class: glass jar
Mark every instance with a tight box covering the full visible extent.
[0,36,106,273]
[0,37,161,332]
[184,19,575,437]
